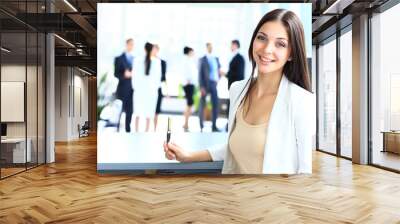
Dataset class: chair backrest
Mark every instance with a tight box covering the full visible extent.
[83,121,90,129]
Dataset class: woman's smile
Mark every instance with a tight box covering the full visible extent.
[257,54,276,65]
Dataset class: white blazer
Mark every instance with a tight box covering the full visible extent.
[208,75,315,174]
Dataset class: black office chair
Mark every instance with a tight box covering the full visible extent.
[78,121,90,138]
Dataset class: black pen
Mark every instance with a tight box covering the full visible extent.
[167,117,171,143]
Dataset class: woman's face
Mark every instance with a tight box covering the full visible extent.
[188,50,194,57]
[252,21,291,76]
[151,47,158,57]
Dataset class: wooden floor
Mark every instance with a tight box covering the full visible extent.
[1,167,26,177]
[1,135,400,223]
[373,150,400,171]
[1,163,44,178]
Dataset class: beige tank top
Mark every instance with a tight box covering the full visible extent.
[228,103,268,174]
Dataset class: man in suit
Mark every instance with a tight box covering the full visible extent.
[227,40,245,89]
[114,38,134,132]
[225,40,245,131]
[199,42,221,132]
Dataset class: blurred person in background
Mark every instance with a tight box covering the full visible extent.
[132,42,162,132]
[182,46,198,132]
[225,39,245,131]
[114,38,135,132]
[227,40,245,89]
[153,44,168,131]
[198,42,222,132]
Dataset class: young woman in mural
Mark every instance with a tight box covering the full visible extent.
[163,9,315,174]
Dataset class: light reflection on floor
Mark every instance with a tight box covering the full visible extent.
[372,150,400,171]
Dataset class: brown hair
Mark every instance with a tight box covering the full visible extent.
[242,9,311,114]
[126,38,133,44]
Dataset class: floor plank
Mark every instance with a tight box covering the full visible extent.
[0,134,400,223]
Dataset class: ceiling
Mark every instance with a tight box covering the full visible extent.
[0,0,394,75]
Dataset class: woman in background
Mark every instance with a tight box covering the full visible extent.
[132,42,162,132]
[182,46,198,132]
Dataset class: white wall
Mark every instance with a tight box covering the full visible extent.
[55,66,68,141]
[1,64,46,164]
[55,67,89,141]
[1,65,26,142]
[1,65,36,138]
[312,45,317,150]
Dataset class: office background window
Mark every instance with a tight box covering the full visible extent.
[0,1,46,179]
[97,3,312,99]
[371,2,400,171]
[317,36,337,155]
[1,31,28,178]
[339,27,352,158]
[312,45,317,93]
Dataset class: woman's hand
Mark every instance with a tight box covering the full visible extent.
[163,142,192,162]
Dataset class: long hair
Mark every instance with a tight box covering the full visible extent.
[242,9,311,115]
[183,46,193,55]
[144,42,153,76]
